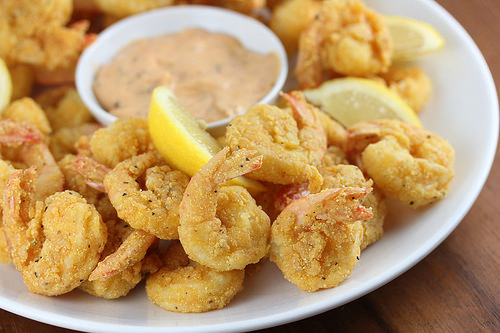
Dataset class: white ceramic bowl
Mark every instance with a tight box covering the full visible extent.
[76,5,288,133]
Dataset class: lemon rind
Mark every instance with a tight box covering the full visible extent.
[0,58,12,113]
[148,86,220,175]
[148,86,266,193]
[385,15,445,60]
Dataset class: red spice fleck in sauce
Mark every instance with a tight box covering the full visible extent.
[93,28,280,123]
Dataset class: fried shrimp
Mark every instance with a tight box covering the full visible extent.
[319,164,386,250]
[345,119,455,208]
[44,88,94,132]
[179,147,271,271]
[146,241,244,313]
[270,187,373,292]
[0,119,44,149]
[104,152,189,239]
[0,160,15,264]
[269,0,322,53]
[89,118,154,168]
[71,154,111,193]
[0,121,53,264]
[2,98,52,135]
[78,219,137,298]
[58,154,104,205]
[81,252,161,299]
[316,111,348,149]
[18,141,65,201]
[59,154,118,224]
[272,162,384,251]
[64,155,159,283]
[226,91,326,192]
[80,220,161,299]
[274,163,385,251]
[49,123,101,161]
[322,146,349,167]
[0,0,89,70]
[88,229,157,281]
[0,230,9,264]
[80,259,143,299]
[0,120,64,201]
[376,65,432,113]
[2,168,107,296]
[295,0,393,89]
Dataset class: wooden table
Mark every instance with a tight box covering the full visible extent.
[1,0,499,332]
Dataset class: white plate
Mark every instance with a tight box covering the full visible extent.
[1,0,498,332]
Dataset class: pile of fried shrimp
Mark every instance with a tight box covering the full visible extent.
[0,0,454,313]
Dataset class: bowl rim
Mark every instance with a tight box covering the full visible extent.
[75,5,288,130]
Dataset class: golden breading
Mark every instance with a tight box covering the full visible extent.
[295,0,393,88]
[2,169,107,296]
[0,0,88,69]
[146,241,244,313]
[179,147,270,271]
[346,119,455,208]
[270,187,372,291]
[270,0,322,54]
[2,97,51,135]
[226,92,326,192]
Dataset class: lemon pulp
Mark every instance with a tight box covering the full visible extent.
[303,77,422,127]
[385,15,445,60]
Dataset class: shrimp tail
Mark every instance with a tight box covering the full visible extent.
[0,119,44,145]
[318,187,373,222]
[212,147,263,185]
[288,187,373,225]
[306,165,323,193]
[72,154,111,192]
[281,91,317,125]
[89,229,157,281]
[341,187,374,221]
[274,183,311,213]
[344,131,381,155]
[295,23,323,89]
[3,168,37,265]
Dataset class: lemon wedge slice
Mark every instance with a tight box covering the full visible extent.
[385,15,445,61]
[148,86,265,192]
[0,58,12,113]
[303,77,422,127]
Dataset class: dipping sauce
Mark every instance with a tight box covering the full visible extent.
[93,28,281,123]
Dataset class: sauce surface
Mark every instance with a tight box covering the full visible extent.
[93,28,281,123]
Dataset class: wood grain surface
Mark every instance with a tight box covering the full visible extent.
[1,0,499,332]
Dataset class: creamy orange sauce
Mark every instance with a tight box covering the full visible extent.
[93,28,280,123]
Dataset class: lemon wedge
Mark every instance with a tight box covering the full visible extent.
[148,86,265,192]
[303,77,422,127]
[0,58,12,113]
[385,15,445,61]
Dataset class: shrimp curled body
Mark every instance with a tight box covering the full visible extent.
[146,241,244,313]
[179,147,271,271]
[225,91,326,192]
[270,187,373,292]
[104,152,189,239]
[345,119,455,208]
[2,168,107,296]
[295,0,393,89]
